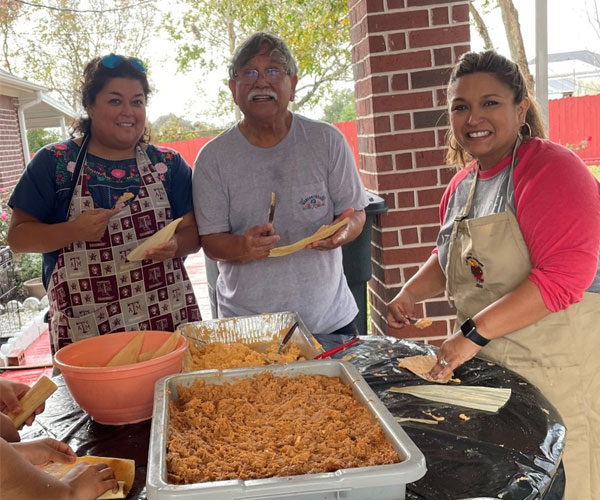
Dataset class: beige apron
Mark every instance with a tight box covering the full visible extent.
[48,143,201,352]
[445,141,600,500]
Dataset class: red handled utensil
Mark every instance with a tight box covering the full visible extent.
[313,337,360,360]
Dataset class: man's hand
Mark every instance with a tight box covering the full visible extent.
[12,438,77,466]
[72,207,121,242]
[305,208,355,251]
[239,224,280,262]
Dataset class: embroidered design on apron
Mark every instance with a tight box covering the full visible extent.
[48,141,201,352]
[444,137,600,499]
[465,256,484,287]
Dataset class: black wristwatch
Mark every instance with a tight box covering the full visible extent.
[460,318,490,347]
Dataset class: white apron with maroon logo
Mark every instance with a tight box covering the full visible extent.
[445,140,600,499]
[48,143,201,352]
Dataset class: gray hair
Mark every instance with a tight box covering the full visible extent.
[228,32,299,80]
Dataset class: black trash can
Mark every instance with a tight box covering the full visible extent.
[342,191,388,335]
[204,191,388,330]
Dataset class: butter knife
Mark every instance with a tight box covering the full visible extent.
[268,192,276,224]
[277,321,298,355]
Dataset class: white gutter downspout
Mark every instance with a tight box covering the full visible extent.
[59,116,67,139]
[17,91,43,163]
[535,0,549,134]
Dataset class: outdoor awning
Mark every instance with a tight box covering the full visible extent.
[0,68,76,129]
[22,92,77,129]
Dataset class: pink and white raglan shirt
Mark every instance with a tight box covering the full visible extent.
[436,137,600,312]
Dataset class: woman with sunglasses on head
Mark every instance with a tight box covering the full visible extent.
[387,50,600,499]
[7,54,202,353]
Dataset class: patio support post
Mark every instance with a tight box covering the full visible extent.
[348,0,471,343]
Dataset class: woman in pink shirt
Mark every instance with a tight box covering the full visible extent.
[387,50,600,499]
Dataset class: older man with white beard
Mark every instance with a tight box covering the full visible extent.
[192,32,369,335]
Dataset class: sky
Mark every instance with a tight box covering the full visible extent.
[144,0,600,125]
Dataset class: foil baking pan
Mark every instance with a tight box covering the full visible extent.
[177,311,323,362]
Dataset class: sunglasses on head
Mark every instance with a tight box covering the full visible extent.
[100,53,147,74]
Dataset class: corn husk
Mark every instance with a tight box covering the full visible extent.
[397,355,453,384]
[150,331,180,360]
[389,385,511,413]
[395,417,438,425]
[126,217,183,261]
[269,218,349,257]
[106,332,145,367]
[43,456,134,498]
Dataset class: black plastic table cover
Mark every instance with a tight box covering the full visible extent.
[19,335,566,500]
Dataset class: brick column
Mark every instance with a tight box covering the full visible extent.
[348,0,470,344]
[0,96,26,190]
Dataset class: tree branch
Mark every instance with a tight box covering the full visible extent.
[469,1,495,50]
[497,0,535,93]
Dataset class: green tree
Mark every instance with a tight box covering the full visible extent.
[469,0,534,92]
[151,114,220,142]
[321,88,356,123]
[27,129,61,154]
[1,0,155,110]
[0,0,22,72]
[165,0,352,118]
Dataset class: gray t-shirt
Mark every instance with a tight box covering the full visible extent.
[192,114,369,333]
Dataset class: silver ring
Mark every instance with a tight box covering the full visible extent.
[439,358,449,367]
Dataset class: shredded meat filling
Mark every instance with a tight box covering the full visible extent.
[167,372,400,484]
[186,341,305,370]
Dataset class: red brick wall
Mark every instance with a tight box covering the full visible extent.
[0,95,26,191]
[348,0,470,344]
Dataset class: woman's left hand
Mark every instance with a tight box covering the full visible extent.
[428,332,482,381]
[142,239,178,261]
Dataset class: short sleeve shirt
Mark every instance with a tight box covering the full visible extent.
[9,140,194,288]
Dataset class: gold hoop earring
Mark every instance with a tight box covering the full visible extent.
[521,122,532,137]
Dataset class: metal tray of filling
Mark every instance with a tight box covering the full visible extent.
[177,311,323,363]
[147,360,426,500]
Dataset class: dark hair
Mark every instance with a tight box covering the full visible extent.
[228,32,298,80]
[71,55,151,139]
[445,50,546,168]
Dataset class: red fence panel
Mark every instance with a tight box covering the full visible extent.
[157,99,600,170]
[549,94,600,165]
[333,120,359,168]
[156,121,359,169]
[157,137,213,167]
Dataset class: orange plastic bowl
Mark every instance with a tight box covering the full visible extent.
[54,330,188,425]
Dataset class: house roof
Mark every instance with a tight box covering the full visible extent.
[546,50,600,67]
[0,68,77,128]
[529,50,600,68]
[548,77,576,95]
